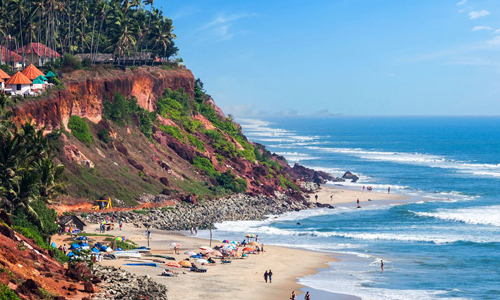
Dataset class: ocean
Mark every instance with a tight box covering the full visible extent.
[202,116,500,300]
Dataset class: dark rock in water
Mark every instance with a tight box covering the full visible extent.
[342,171,359,182]
[316,203,331,208]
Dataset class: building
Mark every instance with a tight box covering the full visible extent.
[0,46,23,69]
[4,71,32,95]
[58,215,87,232]
[21,64,45,81]
[0,69,9,91]
[14,43,61,67]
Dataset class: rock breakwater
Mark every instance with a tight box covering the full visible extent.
[92,265,168,300]
[83,194,313,230]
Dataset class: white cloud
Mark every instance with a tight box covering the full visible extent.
[472,26,492,31]
[494,28,500,34]
[469,10,490,19]
[457,0,467,5]
[200,13,255,42]
[172,5,201,20]
[487,36,500,45]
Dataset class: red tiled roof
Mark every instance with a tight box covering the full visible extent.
[0,68,10,80]
[5,71,32,85]
[14,43,61,58]
[21,64,45,80]
[0,46,22,62]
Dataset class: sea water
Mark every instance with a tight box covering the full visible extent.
[202,116,500,300]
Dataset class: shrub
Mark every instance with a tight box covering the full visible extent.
[0,284,20,300]
[216,171,247,193]
[97,129,111,143]
[159,125,183,141]
[187,134,205,151]
[193,156,217,176]
[61,53,82,71]
[68,116,93,143]
[103,93,129,126]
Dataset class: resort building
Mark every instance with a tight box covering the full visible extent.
[0,46,23,69]
[5,71,32,95]
[14,43,61,67]
[21,64,45,81]
[0,69,10,91]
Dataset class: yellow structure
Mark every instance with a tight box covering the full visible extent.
[92,197,113,210]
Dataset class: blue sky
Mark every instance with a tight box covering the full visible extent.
[157,0,500,116]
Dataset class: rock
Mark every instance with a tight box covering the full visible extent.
[66,262,93,282]
[17,279,43,297]
[63,145,94,168]
[68,284,78,291]
[83,282,94,293]
[342,171,359,182]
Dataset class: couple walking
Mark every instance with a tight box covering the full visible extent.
[263,270,273,283]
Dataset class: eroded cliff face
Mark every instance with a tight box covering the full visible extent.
[12,67,195,130]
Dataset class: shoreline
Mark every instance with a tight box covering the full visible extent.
[70,185,423,300]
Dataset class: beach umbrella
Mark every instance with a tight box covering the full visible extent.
[248,241,259,247]
[196,259,209,265]
[170,242,181,248]
[179,260,192,267]
[199,246,213,252]
[243,247,255,252]
[115,237,125,242]
[245,234,256,238]
[190,255,202,259]
[221,240,230,243]
[211,250,223,257]
[185,251,197,256]
[36,74,48,81]
[166,262,182,268]
[45,70,56,78]
[222,244,236,250]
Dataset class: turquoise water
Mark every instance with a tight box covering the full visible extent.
[206,116,500,300]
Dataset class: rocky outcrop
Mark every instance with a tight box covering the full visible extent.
[92,265,168,300]
[289,162,343,184]
[342,171,359,182]
[83,194,314,230]
[12,67,194,130]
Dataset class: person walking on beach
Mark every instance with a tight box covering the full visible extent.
[190,227,194,235]
[330,195,333,201]
[315,194,318,202]
[119,220,123,231]
[304,291,311,300]
[381,260,384,271]
[268,270,273,283]
[194,226,198,235]
[388,187,391,193]
[264,270,269,283]
[363,186,365,192]
[290,291,296,300]
[357,198,360,205]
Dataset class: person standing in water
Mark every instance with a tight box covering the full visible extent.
[264,270,268,283]
[290,291,296,300]
[381,260,384,271]
[357,198,360,205]
[388,187,391,193]
[304,291,311,300]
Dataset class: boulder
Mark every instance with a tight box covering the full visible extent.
[342,171,359,182]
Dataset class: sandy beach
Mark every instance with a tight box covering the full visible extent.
[87,224,337,300]
[313,184,410,206]
[54,185,411,300]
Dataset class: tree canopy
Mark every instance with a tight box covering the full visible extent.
[0,0,179,65]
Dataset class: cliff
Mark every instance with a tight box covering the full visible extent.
[9,66,334,208]
[12,67,195,130]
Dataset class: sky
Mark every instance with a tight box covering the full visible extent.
[156,0,500,116]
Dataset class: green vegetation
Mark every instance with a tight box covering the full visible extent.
[97,129,111,143]
[0,0,179,67]
[0,95,65,241]
[0,284,20,300]
[159,125,183,141]
[68,116,93,143]
[103,93,156,138]
[278,174,300,191]
[187,134,205,151]
[193,156,217,177]
[216,171,247,194]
